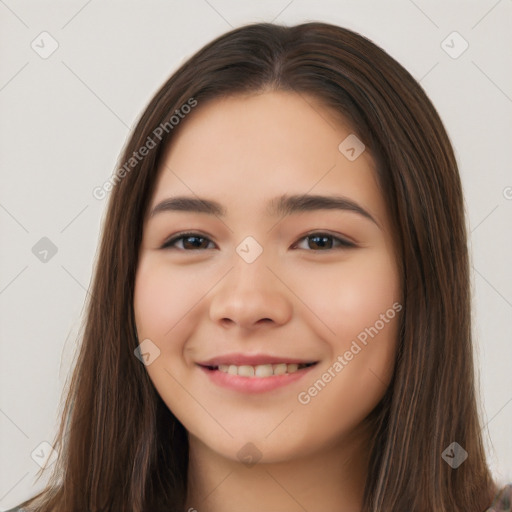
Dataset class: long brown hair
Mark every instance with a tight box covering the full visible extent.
[17,21,497,511]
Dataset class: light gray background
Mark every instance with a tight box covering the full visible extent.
[1,0,511,508]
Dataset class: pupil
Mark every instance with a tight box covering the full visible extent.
[184,236,207,249]
[310,235,331,250]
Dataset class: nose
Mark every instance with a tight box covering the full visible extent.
[209,254,293,331]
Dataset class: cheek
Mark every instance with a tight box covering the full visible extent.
[290,251,400,411]
[133,256,205,341]
[291,250,400,347]
[133,257,201,412]
[295,282,400,442]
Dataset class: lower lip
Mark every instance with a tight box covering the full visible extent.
[198,364,317,394]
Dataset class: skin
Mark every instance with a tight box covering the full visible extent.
[133,90,402,512]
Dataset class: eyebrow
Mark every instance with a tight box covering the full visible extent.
[149,194,380,227]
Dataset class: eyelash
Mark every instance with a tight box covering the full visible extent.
[160,231,356,251]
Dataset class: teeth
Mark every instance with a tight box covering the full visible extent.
[255,364,273,377]
[216,363,310,378]
[273,363,287,375]
[238,365,254,377]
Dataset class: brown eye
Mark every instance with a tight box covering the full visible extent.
[294,232,355,251]
[161,232,215,250]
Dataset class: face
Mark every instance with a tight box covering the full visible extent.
[133,90,402,464]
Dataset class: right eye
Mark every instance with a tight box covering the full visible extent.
[161,232,216,251]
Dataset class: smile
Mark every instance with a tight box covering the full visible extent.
[205,362,316,378]
[197,361,319,393]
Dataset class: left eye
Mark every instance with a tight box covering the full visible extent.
[161,232,355,251]
[293,233,355,250]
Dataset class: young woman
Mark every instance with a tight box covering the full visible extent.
[8,21,511,512]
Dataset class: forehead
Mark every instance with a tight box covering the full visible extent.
[150,91,387,228]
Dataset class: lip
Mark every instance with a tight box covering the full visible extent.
[198,353,317,367]
[197,362,318,394]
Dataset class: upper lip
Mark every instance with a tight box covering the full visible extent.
[197,353,318,367]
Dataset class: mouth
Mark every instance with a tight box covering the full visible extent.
[197,354,320,393]
[199,361,318,378]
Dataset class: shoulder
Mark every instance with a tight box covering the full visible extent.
[487,484,512,511]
